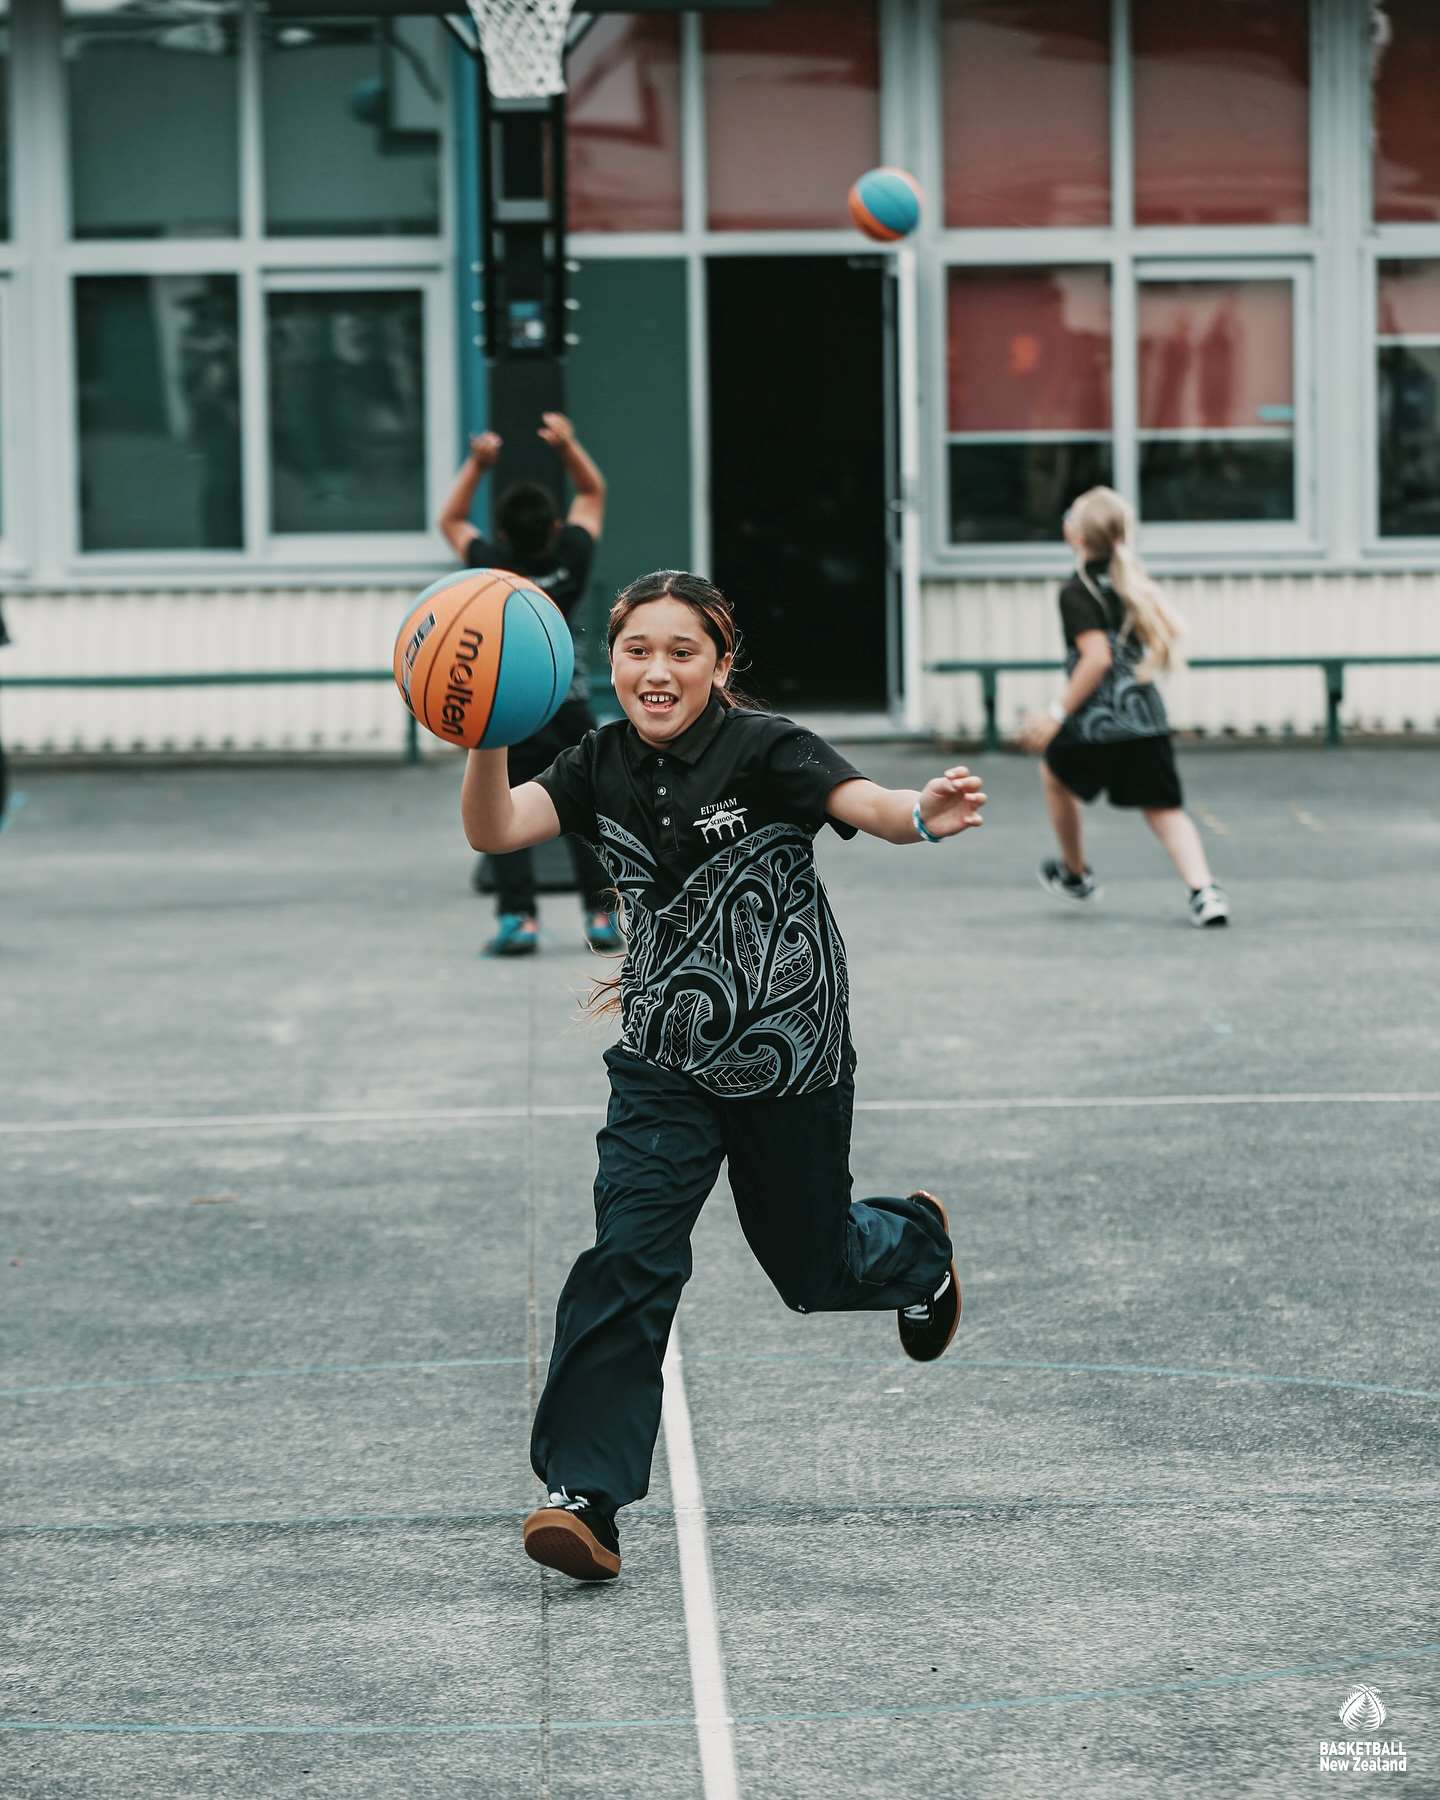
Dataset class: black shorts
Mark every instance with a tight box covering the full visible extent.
[1045,731,1183,810]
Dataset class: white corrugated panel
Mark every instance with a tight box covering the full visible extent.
[1,586,437,757]
[922,570,1440,740]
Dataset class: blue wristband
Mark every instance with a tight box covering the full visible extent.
[913,800,945,844]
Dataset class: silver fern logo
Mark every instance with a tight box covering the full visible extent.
[1339,1685,1386,1731]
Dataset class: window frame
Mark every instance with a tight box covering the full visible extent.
[31,0,456,581]
[1364,245,1440,557]
[925,0,1331,573]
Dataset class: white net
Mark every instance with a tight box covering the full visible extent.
[463,0,578,98]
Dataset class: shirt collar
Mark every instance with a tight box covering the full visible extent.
[626,694,729,766]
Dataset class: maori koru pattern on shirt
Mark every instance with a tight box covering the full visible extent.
[591,815,849,1099]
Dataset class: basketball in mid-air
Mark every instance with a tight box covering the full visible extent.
[393,567,573,749]
[848,166,924,242]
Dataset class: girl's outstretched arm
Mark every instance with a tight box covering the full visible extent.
[826,767,986,845]
[461,748,564,852]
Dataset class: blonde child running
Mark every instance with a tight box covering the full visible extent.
[1019,486,1229,928]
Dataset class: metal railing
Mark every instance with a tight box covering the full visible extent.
[923,654,1440,750]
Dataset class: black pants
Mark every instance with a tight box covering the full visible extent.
[486,695,611,916]
[530,1044,954,1513]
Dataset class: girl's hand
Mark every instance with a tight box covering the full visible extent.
[1017,712,1060,754]
[918,765,987,838]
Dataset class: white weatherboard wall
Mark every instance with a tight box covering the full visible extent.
[0,587,436,758]
[923,571,1440,742]
[3,573,1440,754]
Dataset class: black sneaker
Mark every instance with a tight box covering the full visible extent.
[898,1192,962,1363]
[522,1489,621,1581]
[1039,858,1100,903]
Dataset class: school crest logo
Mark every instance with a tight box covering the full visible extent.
[695,798,749,842]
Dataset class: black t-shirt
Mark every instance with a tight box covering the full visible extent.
[536,698,865,1099]
[466,523,595,699]
[1058,559,1125,647]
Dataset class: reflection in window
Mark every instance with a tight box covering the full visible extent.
[1378,261,1440,538]
[66,0,240,239]
[1133,0,1309,225]
[75,276,242,552]
[1373,0,1440,223]
[704,0,880,231]
[262,18,441,236]
[1137,280,1294,523]
[940,0,1109,229]
[947,267,1112,543]
[567,14,682,232]
[268,291,425,534]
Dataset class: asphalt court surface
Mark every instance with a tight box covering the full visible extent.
[2,744,1437,1798]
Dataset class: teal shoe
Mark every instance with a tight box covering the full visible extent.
[584,910,623,952]
[484,913,539,957]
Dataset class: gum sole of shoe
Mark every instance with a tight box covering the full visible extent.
[522,1512,620,1581]
[904,1190,963,1361]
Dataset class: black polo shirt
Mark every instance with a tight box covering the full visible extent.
[535,698,866,1099]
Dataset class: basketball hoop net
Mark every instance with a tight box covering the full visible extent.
[463,0,578,98]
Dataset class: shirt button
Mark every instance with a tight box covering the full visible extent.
[657,786,667,796]
[656,757,665,765]
[661,815,671,826]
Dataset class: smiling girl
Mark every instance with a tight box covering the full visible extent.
[460,569,987,1582]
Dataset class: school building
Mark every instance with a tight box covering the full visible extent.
[2,0,1439,754]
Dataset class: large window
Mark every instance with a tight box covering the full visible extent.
[267,287,427,535]
[1137,276,1297,524]
[940,0,1109,230]
[1373,0,1440,224]
[703,0,879,231]
[65,0,241,240]
[1377,261,1440,539]
[941,0,1315,554]
[75,276,243,552]
[946,268,1112,543]
[567,13,683,233]
[53,1,449,566]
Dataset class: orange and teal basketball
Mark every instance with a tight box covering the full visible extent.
[848,166,923,242]
[393,566,573,749]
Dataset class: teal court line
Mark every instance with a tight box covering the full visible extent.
[2,1642,1438,1737]
[3,1352,1437,1406]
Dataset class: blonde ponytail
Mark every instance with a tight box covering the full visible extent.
[1068,486,1185,680]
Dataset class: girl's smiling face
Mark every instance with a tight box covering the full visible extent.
[611,596,733,745]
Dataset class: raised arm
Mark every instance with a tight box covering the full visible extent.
[825,766,986,846]
[539,413,606,539]
[460,748,564,853]
[437,431,503,560]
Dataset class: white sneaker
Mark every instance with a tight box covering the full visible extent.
[1189,884,1230,928]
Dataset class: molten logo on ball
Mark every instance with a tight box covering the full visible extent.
[439,626,485,738]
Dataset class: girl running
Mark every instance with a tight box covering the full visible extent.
[460,569,986,1582]
[1018,487,1230,928]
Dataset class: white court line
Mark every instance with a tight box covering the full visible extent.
[2,1092,1439,1137]
[661,1322,739,1800]
[1291,805,1325,833]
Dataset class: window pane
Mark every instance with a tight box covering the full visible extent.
[947,267,1111,543]
[66,0,239,240]
[1,0,10,241]
[567,14,682,232]
[268,291,425,534]
[75,276,243,552]
[704,0,879,231]
[1133,0,1309,225]
[1138,279,1294,523]
[940,0,1109,229]
[262,18,441,236]
[1378,261,1440,537]
[1374,0,1440,223]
